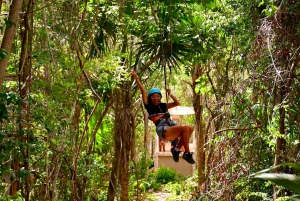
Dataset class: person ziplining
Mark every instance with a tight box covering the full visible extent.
[131,70,195,164]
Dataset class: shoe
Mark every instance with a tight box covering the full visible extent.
[171,148,180,162]
[182,153,196,164]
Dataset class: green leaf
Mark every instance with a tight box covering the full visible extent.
[258,0,265,7]
[0,48,8,60]
[283,163,300,172]
[291,195,300,201]
[251,163,300,176]
[18,169,31,179]
[4,17,16,28]
[0,102,8,122]
[254,173,300,194]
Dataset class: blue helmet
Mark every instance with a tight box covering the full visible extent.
[148,88,162,97]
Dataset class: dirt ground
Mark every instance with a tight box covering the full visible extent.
[153,192,171,201]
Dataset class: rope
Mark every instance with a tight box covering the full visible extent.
[163,62,168,104]
[169,3,173,68]
[153,1,177,104]
[159,4,168,104]
[165,2,173,104]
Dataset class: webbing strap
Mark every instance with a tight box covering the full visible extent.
[163,62,168,104]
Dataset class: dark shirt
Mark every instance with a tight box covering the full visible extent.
[144,102,167,119]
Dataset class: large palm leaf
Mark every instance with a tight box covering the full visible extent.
[89,4,117,58]
[132,2,206,75]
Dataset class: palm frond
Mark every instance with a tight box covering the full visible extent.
[89,7,117,59]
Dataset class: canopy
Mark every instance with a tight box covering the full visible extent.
[169,106,195,115]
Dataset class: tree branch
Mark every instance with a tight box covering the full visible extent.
[213,124,265,134]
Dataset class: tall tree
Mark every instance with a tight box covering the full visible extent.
[0,0,24,90]
[15,0,34,199]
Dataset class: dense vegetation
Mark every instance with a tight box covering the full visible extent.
[0,0,299,200]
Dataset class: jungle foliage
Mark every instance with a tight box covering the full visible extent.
[0,0,299,200]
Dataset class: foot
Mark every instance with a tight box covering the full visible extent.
[171,148,181,162]
[182,152,196,164]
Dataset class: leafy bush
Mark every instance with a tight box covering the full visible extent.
[148,174,161,191]
[141,165,185,191]
[155,165,177,184]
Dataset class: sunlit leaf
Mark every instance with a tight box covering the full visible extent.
[254,173,300,194]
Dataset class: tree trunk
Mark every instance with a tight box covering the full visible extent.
[106,1,162,196]
[108,31,133,200]
[0,0,24,90]
[119,106,133,201]
[107,91,122,201]
[143,108,149,149]
[107,132,121,201]
[16,0,33,199]
[107,84,134,201]
[274,85,286,167]
[273,57,298,199]
[9,0,33,197]
[191,64,206,190]
[42,0,51,94]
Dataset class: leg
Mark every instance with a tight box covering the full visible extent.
[164,125,194,153]
[171,138,179,148]
[159,139,166,152]
[178,126,193,153]
[165,125,195,164]
[175,138,184,152]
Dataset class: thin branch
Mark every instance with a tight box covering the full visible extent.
[2,158,13,165]
[213,124,265,134]
[206,69,219,101]
[149,0,159,25]
[231,86,262,126]
[71,1,88,200]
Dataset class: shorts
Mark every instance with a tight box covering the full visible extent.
[155,118,173,141]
